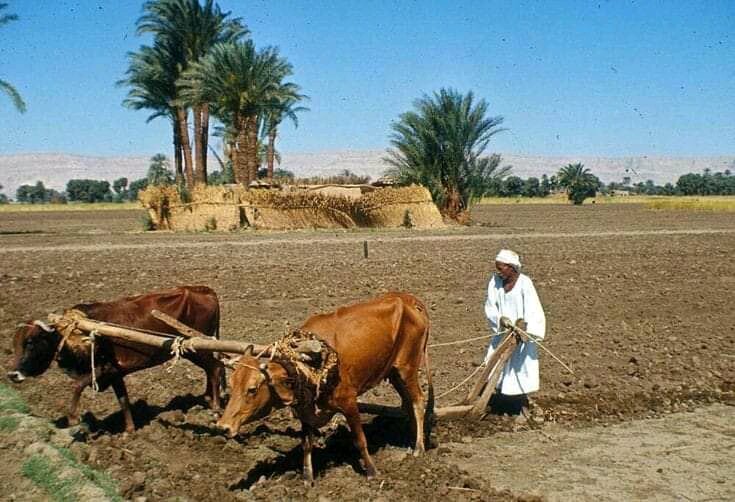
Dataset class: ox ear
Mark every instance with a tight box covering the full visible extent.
[262,363,294,406]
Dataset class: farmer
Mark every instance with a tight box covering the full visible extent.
[483,249,546,417]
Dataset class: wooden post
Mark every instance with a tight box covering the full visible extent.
[363,240,369,259]
[435,404,474,419]
[47,314,270,355]
[357,402,474,419]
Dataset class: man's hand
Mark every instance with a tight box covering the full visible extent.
[515,318,528,331]
[499,316,513,329]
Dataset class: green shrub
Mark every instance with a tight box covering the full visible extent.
[140,213,155,231]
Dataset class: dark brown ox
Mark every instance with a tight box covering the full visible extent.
[8,286,224,433]
[217,292,433,483]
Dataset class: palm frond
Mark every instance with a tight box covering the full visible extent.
[0,79,26,113]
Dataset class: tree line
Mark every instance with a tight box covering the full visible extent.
[2,159,732,205]
[0,155,374,204]
[615,169,735,196]
[5,154,172,204]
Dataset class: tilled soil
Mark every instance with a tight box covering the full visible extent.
[0,203,733,501]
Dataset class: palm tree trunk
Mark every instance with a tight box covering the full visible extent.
[193,105,204,185]
[445,186,463,219]
[173,121,183,185]
[247,115,259,185]
[201,103,209,184]
[267,126,276,180]
[234,115,249,186]
[176,107,194,189]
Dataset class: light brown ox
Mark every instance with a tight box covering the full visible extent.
[217,292,433,483]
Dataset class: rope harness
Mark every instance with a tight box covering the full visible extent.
[165,336,196,373]
[52,309,101,392]
[268,329,340,425]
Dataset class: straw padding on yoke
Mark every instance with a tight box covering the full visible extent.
[270,329,340,424]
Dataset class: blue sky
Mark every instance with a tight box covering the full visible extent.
[0,0,733,157]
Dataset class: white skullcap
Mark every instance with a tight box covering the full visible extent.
[495,249,521,269]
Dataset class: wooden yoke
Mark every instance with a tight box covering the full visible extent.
[46,313,270,356]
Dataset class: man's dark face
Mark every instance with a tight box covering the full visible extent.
[495,261,517,281]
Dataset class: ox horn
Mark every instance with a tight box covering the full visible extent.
[220,356,239,369]
[33,320,55,333]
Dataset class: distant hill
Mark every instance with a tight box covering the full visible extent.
[1,151,733,199]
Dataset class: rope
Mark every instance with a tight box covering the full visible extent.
[88,330,99,392]
[435,364,484,400]
[523,333,576,375]
[429,334,492,348]
[165,336,190,373]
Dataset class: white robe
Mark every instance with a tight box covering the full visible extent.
[484,272,546,395]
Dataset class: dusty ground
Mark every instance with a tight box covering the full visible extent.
[0,203,733,501]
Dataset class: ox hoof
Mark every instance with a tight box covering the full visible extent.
[302,472,314,487]
[366,465,379,480]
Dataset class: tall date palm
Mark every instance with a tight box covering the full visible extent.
[118,43,186,181]
[129,0,247,187]
[385,88,508,219]
[262,94,308,180]
[178,41,304,186]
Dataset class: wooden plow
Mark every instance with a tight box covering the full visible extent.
[46,311,524,420]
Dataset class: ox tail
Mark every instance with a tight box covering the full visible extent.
[423,317,435,449]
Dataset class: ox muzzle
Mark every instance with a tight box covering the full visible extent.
[215,420,239,438]
[7,370,27,383]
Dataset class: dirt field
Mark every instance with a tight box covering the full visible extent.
[1,203,733,501]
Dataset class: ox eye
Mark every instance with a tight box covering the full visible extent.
[247,387,257,395]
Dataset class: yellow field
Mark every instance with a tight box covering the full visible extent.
[0,202,141,212]
[479,194,735,211]
[645,196,735,212]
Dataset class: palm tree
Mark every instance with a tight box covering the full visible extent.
[178,41,302,186]
[118,43,186,181]
[1,2,26,113]
[133,0,247,186]
[385,88,508,219]
[557,163,600,205]
[262,93,308,180]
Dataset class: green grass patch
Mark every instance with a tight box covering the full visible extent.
[22,446,122,502]
[0,415,20,432]
[0,382,31,414]
[0,202,141,213]
[22,455,79,502]
[52,445,121,501]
